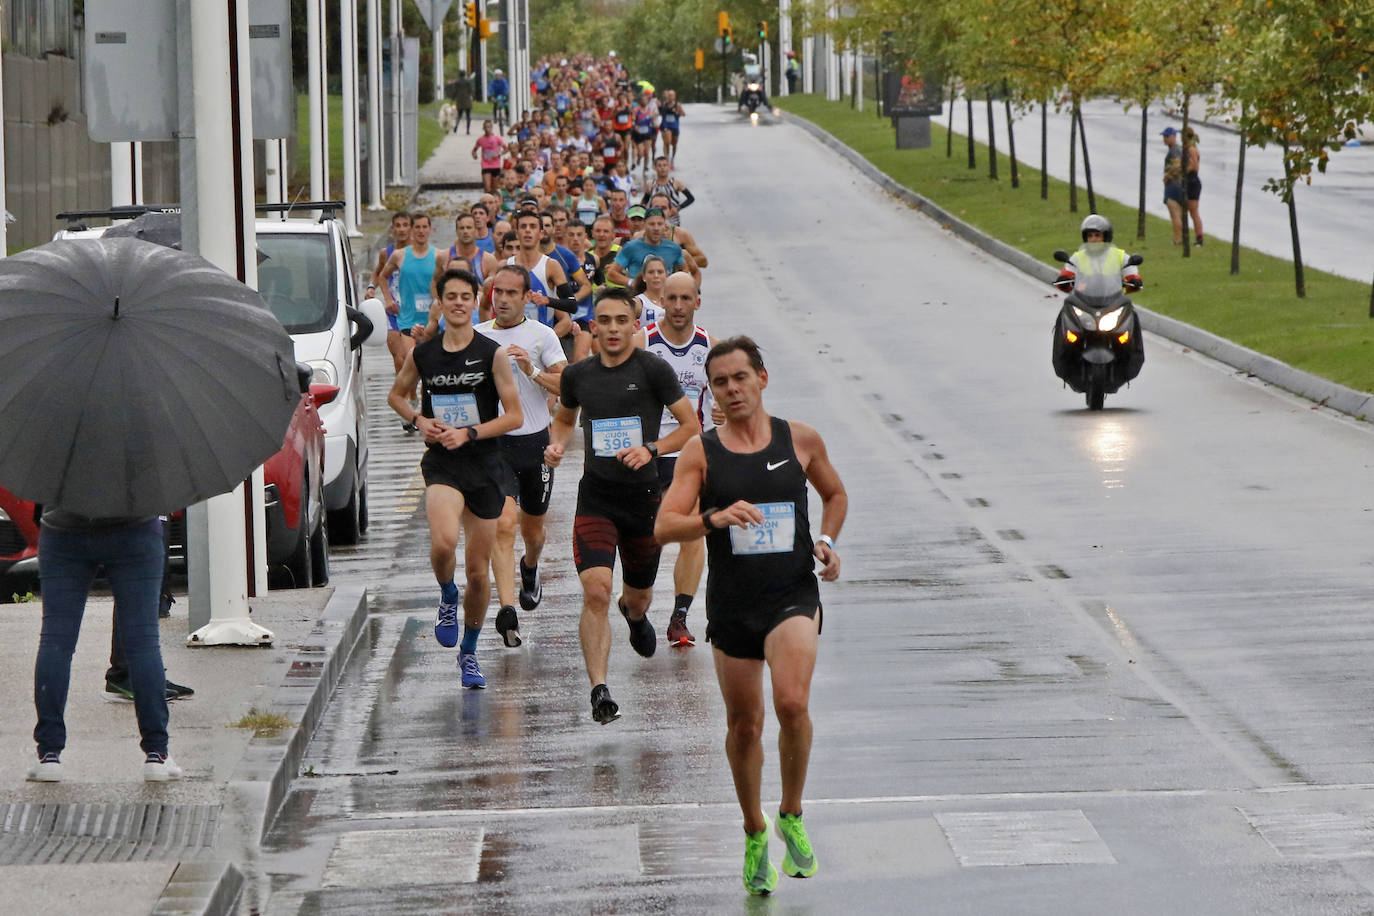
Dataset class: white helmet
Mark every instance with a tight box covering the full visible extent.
[494,68,504,76]
[1080,214,1113,243]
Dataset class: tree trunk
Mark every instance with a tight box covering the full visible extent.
[1076,102,1097,213]
[1069,102,1079,213]
[1004,82,1019,189]
[1231,108,1246,276]
[1137,94,1148,240]
[1040,100,1048,200]
[1282,143,1306,297]
[986,92,998,180]
[946,82,955,158]
[966,96,976,169]
[1180,93,1192,258]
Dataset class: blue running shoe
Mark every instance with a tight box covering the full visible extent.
[435,600,460,647]
[459,652,486,689]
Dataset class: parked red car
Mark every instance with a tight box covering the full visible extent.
[0,486,39,600]
[1,363,329,597]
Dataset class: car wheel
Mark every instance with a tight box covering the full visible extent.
[310,508,330,586]
[358,482,369,535]
[281,468,313,589]
[328,473,362,546]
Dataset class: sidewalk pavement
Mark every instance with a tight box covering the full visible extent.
[0,582,368,915]
[415,122,487,189]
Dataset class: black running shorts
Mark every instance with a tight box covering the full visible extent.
[572,477,662,588]
[707,602,823,661]
[655,456,677,493]
[421,448,512,520]
[499,430,554,516]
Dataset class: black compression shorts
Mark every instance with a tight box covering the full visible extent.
[572,478,662,588]
[707,603,823,661]
[421,449,512,520]
[499,430,553,516]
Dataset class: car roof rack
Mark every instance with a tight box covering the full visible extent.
[54,204,180,230]
[255,200,346,223]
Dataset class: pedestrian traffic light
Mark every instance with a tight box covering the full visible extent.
[479,19,492,39]
[759,21,768,40]
[464,1,478,28]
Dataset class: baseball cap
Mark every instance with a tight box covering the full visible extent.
[626,204,647,219]
[1160,126,1177,137]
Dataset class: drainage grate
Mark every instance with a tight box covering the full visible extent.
[0,803,220,864]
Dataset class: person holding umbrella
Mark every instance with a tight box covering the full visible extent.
[0,238,302,783]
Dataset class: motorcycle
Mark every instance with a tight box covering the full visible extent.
[1050,249,1145,410]
[740,82,765,115]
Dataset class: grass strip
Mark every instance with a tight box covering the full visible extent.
[777,95,1374,395]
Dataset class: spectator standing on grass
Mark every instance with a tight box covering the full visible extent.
[1161,127,1186,245]
[1183,127,1203,247]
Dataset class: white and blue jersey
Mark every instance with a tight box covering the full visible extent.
[644,323,712,457]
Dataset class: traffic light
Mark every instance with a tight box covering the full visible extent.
[464,1,478,28]
[479,19,493,39]
[695,48,705,71]
[718,11,730,34]
[724,27,732,46]
[758,21,767,40]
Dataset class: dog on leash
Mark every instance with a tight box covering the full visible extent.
[438,102,458,134]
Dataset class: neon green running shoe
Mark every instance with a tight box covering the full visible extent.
[775,812,819,878]
[743,816,778,896]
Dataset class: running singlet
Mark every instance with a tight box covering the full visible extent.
[659,105,681,131]
[507,254,556,327]
[636,294,663,329]
[559,348,684,487]
[413,331,502,456]
[644,324,712,456]
[474,233,496,256]
[576,195,602,227]
[474,317,565,434]
[397,245,436,330]
[449,246,485,285]
[700,417,819,618]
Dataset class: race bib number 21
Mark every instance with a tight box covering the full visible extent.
[729,502,795,555]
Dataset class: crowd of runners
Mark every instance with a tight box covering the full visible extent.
[369,52,848,898]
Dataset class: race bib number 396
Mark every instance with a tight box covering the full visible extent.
[729,502,795,555]
[590,416,642,457]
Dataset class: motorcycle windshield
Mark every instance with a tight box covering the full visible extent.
[1075,271,1123,299]
[1074,290,1124,311]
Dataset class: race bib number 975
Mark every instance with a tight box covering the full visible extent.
[729,502,795,555]
[430,393,479,428]
[590,416,642,457]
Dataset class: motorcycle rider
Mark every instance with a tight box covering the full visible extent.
[738,63,771,113]
[1054,214,1142,295]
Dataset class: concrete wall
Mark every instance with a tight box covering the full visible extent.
[4,54,179,251]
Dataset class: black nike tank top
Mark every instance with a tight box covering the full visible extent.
[700,417,819,619]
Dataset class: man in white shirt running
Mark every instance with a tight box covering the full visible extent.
[475,265,568,646]
[635,272,717,647]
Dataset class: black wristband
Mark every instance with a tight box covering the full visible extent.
[467,426,479,442]
[700,507,720,531]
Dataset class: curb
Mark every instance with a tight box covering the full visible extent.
[782,110,1374,420]
[155,584,370,916]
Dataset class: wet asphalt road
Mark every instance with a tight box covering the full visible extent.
[250,105,1374,914]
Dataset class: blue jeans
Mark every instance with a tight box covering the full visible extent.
[35,519,169,756]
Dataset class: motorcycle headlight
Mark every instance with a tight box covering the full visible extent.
[747,82,760,91]
[1097,307,1126,333]
[1071,306,1094,330]
[306,359,338,386]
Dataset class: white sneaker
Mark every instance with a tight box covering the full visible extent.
[26,752,63,782]
[143,752,184,782]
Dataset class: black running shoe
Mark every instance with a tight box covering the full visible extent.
[591,684,620,724]
[495,604,522,648]
[620,597,657,658]
[105,677,195,702]
[518,557,543,610]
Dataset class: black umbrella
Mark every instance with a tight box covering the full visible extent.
[0,238,299,518]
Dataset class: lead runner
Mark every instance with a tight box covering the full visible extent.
[655,336,847,897]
